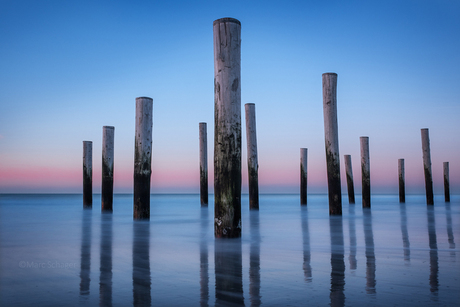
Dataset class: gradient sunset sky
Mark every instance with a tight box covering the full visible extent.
[1,0,459,194]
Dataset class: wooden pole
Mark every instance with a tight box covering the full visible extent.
[101,126,114,211]
[245,103,259,209]
[421,128,434,205]
[444,162,450,202]
[199,122,208,206]
[322,72,342,215]
[134,97,153,220]
[398,159,405,203]
[344,155,355,204]
[360,137,370,208]
[213,18,242,237]
[83,141,92,208]
[300,148,308,205]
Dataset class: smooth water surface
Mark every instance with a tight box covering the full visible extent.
[1,194,459,306]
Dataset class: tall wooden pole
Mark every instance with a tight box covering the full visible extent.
[213,18,242,237]
[83,141,92,208]
[322,72,342,215]
[199,122,208,206]
[245,103,259,210]
[398,159,405,203]
[421,128,434,205]
[101,126,114,211]
[444,162,450,202]
[300,148,308,205]
[360,137,370,208]
[344,155,355,204]
[134,97,153,220]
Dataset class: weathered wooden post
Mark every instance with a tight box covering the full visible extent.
[102,126,114,211]
[322,72,342,215]
[300,148,308,205]
[444,162,450,202]
[213,18,242,237]
[245,103,259,209]
[344,155,355,204]
[199,122,208,206]
[134,97,153,220]
[83,141,92,208]
[360,137,370,208]
[398,159,405,203]
[421,128,434,205]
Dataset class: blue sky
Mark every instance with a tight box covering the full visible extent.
[1,0,459,194]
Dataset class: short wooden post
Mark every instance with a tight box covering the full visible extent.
[444,162,450,202]
[421,128,434,205]
[300,148,308,205]
[199,122,208,206]
[398,159,405,203]
[322,72,342,215]
[134,97,153,220]
[213,18,242,237]
[245,103,259,209]
[344,155,355,204]
[83,141,92,208]
[101,126,115,211]
[360,137,370,208]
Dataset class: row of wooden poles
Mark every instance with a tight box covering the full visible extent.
[82,18,452,238]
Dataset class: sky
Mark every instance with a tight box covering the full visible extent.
[0,0,459,194]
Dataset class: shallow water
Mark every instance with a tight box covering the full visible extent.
[0,194,459,306]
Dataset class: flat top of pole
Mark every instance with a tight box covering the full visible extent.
[103,126,115,129]
[83,140,92,143]
[213,18,241,26]
[245,103,255,106]
[136,96,153,101]
[322,72,337,76]
[199,122,207,125]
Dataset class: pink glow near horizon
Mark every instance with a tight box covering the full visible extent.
[0,157,457,194]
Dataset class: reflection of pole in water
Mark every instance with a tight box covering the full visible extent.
[329,216,345,307]
[427,207,439,297]
[200,208,209,307]
[133,221,151,306]
[348,205,357,271]
[99,213,113,306]
[249,211,261,306]
[301,206,312,282]
[399,203,411,263]
[445,202,456,257]
[79,209,92,297]
[363,209,376,295]
[215,239,244,306]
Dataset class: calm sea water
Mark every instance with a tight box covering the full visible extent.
[0,194,458,306]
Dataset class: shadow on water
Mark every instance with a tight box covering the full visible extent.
[80,209,92,298]
[200,208,209,307]
[445,202,456,258]
[426,206,438,300]
[348,205,357,272]
[399,203,411,263]
[363,208,376,296]
[133,221,151,307]
[300,206,312,282]
[329,216,345,307]
[249,211,261,306]
[215,238,244,306]
[100,213,113,306]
